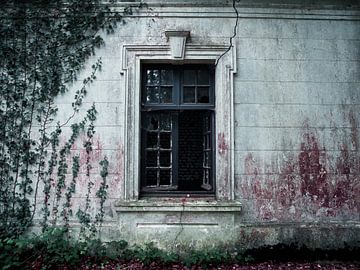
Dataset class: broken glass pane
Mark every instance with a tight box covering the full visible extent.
[160,169,171,185]
[147,69,160,85]
[183,86,195,103]
[160,87,172,103]
[146,86,159,103]
[197,87,209,103]
[183,70,196,85]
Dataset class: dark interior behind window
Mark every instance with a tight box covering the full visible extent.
[140,64,215,195]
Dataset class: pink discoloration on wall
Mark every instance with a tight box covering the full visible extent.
[331,144,359,213]
[71,135,105,176]
[337,144,351,175]
[276,159,300,220]
[217,132,231,199]
[217,132,229,156]
[55,135,125,215]
[298,133,329,207]
[107,142,124,198]
[240,127,360,222]
[114,142,124,179]
[244,153,259,175]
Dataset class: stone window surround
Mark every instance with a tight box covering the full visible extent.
[117,38,241,212]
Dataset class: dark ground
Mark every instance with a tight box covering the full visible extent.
[77,261,360,269]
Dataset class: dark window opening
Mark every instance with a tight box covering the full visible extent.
[178,110,212,191]
[140,64,215,195]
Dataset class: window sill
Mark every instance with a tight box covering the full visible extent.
[114,199,242,213]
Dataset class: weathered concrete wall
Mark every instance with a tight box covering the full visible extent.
[33,1,360,248]
[233,10,360,248]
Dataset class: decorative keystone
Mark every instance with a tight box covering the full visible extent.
[165,31,190,60]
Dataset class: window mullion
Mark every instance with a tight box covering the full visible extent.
[171,68,180,188]
[156,130,160,187]
[174,68,180,106]
[172,112,179,188]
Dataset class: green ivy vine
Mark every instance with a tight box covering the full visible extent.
[0,0,145,239]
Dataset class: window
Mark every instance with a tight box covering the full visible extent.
[140,64,215,195]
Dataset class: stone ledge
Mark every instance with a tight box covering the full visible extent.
[114,200,242,212]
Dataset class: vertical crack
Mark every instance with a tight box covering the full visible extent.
[215,0,240,66]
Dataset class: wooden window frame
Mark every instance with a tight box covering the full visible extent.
[140,64,216,195]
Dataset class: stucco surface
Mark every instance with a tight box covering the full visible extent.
[31,1,360,249]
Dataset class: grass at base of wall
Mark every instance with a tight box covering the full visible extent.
[0,228,360,269]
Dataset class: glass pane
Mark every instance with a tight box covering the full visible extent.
[160,133,171,149]
[198,69,210,85]
[146,151,158,167]
[183,70,196,85]
[146,132,157,148]
[145,169,157,186]
[161,69,173,85]
[146,86,159,103]
[146,69,160,85]
[183,87,195,103]
[160,113,171,131]
[160,87,172,103]
[197,87,209,103]
[160,151,171,167]
[160,170,171,185]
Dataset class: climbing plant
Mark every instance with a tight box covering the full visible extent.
[0,0,145,239]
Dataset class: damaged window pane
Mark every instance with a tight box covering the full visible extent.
[147,69,160,85]
[160,86,172,103]
[146,86,159,103]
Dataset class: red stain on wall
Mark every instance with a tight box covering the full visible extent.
[244,153,259,176]
[218,132,229,156]
[240,119,360,222]
[331,144,359,212]
[298,133,329,207]
[276,159,298,216]
[58,135,125,206]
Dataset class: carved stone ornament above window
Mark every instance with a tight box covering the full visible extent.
[165,31,190,60]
